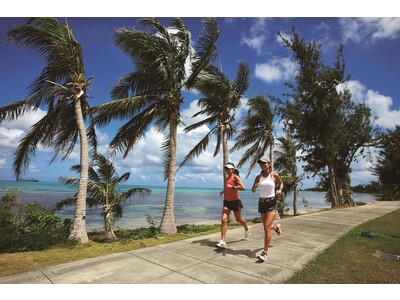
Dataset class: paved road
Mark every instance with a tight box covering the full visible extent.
[1,200,399,284]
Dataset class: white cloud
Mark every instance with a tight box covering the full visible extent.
[339,17,400,43]
[344,80,400,129]
[1,108,47,131]
[27,164,41,173]
[0,158,6,168]
[0,121,53,179]
[241,35,267,55]
[240,18,270,55]
[255,57,297,83]
[0,127,25,148]
[0,108,48,149]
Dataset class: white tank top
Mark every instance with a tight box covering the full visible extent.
[258,173,275,198]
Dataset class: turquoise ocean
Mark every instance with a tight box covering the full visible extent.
[0,180,376,231]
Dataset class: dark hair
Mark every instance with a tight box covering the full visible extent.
[233,169,240,176]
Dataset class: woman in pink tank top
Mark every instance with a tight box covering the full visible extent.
[216,163,250,249]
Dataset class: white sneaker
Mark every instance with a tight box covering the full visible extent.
[216,240,227,248]
[245,226,251,238]
[275,224,282,236]
[258,251,268,262]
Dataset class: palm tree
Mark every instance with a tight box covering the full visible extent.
[179,61,250,184]
[0,18,94,243]
[56,154,152,241]
[231,95,275,178]
[274,135,301,216]
[92,18,220,234]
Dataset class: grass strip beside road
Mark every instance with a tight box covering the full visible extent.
[0,223,226,277]
[286,208,400,284]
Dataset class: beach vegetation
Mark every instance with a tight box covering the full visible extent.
[275,28,375,208]
[0,189,70,253]
[0,18,94,243]
[91,18,220,234]
[371,125,400,201]
[274,134,302,215]
[56,154,152,241]
[231,95,275,178]
[351,181,382,194]
[0,221,235,277]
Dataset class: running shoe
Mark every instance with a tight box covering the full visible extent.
[258,251,268,262]
[275,224,282,236]
[216,240,227,248]
[245,226,251,238]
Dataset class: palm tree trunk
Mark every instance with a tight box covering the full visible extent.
[269,137,274,168]
[68,98,89,243]
[222,128,235,224]
[104,212,117,241]
[222,128,229,183]
[160,111,178,234]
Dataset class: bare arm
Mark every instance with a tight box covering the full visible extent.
[274,172,284,196]
[251,175,261,193]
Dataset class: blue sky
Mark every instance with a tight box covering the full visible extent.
[1,3,400,189]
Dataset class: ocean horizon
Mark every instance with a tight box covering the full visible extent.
[0,180,377,231]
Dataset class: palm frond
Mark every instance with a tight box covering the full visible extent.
[231,95,275,173]
[110,72,164,100]
[178,128,215,170]
[59,176,79,187]
[183,115,215,132]
[186,18,220,88]
[108,104,157,158]
[0,98,37,122]
[92,95,154,128]
[86,120,98,159]
[161,133,171,181]
[234,61,250,98]
[53,197,77,211]
[12,111,56,178]
[118,187,152,203]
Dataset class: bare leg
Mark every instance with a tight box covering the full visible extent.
[234,210,249,230]
[261,211,277,253]
[220,207,230,241]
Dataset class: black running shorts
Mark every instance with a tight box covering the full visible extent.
[223,199,243,212]
[258,197,278,214]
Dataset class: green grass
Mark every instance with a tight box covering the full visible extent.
[285,208,400,284]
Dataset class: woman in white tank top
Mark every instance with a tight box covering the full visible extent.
[251,156,284,262]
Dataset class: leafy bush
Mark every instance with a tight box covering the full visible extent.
[18,203,71,251]
[0,189,71,253]
[0,189,21,251]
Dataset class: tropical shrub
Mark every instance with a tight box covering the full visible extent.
[0,189,71,253]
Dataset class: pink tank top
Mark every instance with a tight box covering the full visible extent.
[225,176,239,201]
